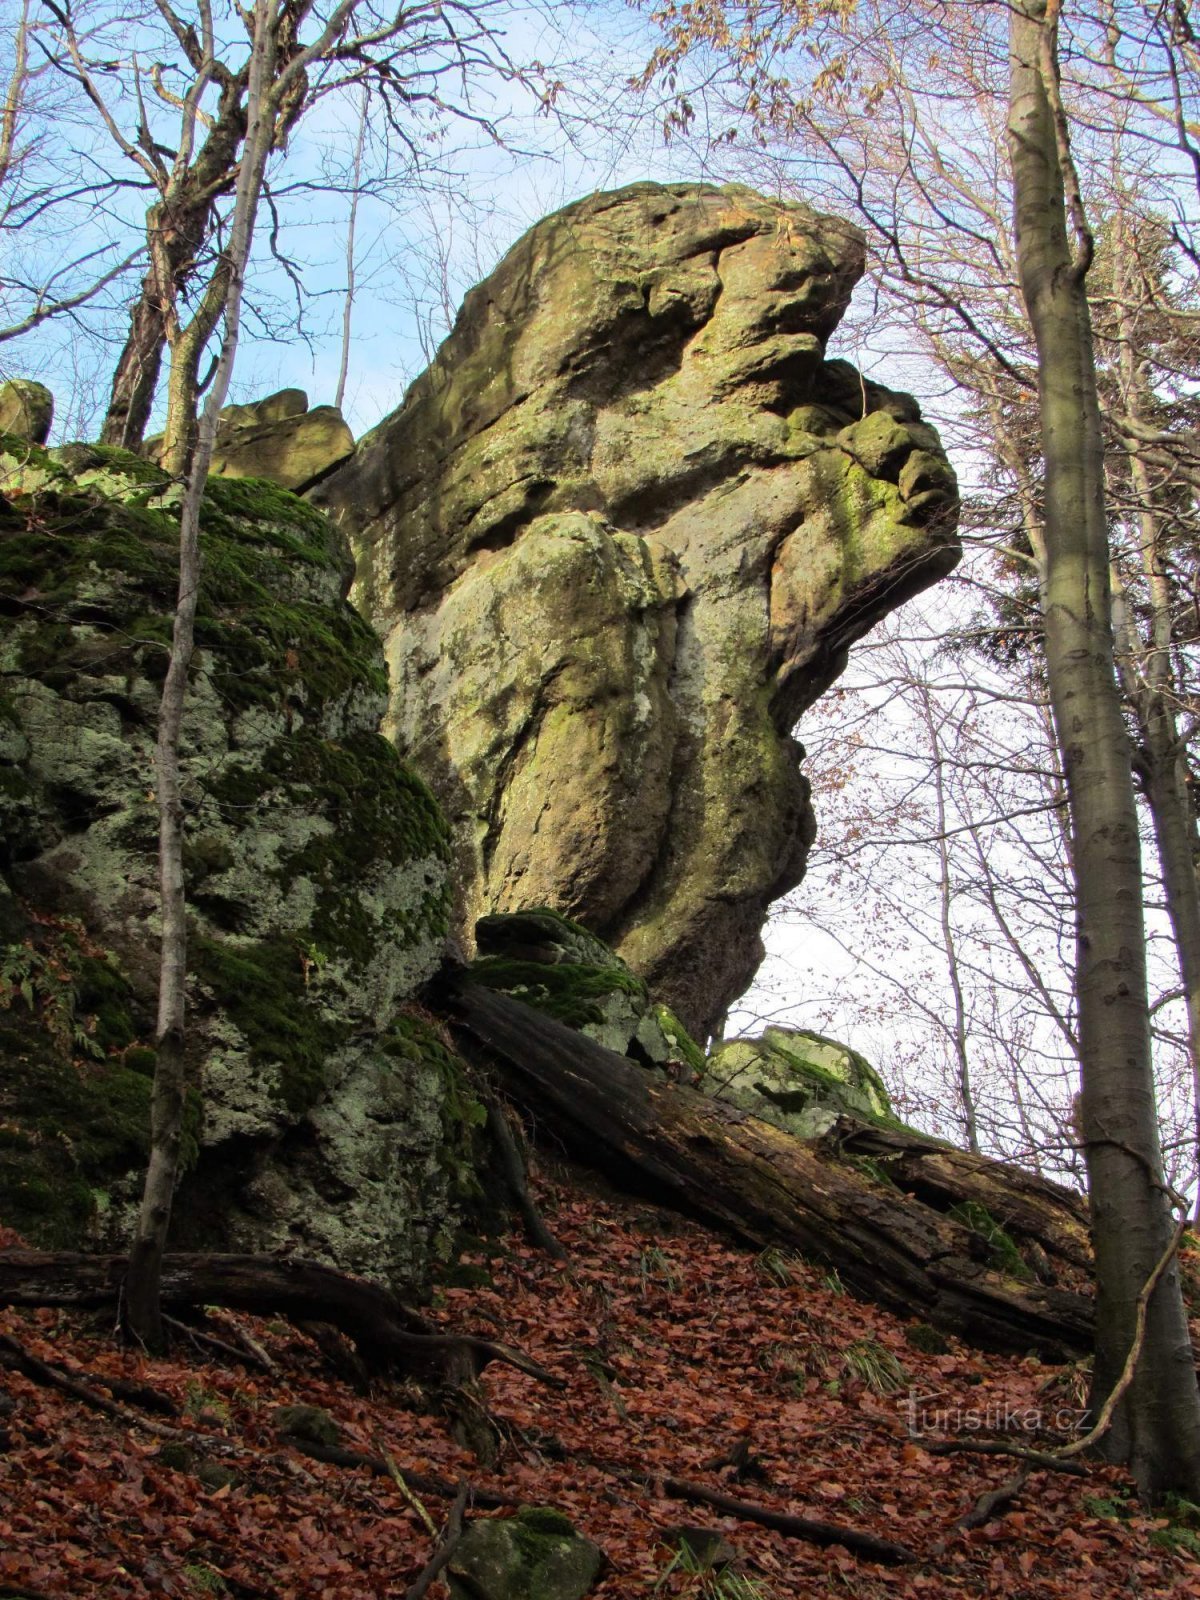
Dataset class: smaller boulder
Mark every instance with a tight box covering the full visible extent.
[270,1404,343,1448]
[0,379,53,443]
[470,909,704,1073]
[448,1506,603,1600]
[706,1026,893,1137]
[143,388,354,492]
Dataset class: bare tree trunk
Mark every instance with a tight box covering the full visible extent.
[334,85,368,413]
[918,681,979,1151]
[125,0,281,1350]
[99,85,248,451]
[1008,0,1200,1501]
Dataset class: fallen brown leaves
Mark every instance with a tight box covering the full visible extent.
[0,1177,1195,1599]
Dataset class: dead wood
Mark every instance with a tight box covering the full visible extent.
[405,1480,470,1600]
[487,1097,568,1260]
[443,980,1095,1359]
[0,1251,562,1387]
[917,1438,1087,1473]
[657,1475,917,1565]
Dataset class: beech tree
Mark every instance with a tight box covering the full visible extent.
[641,0,1200,1498]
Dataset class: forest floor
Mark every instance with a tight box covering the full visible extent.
[1,1166,1198,1599]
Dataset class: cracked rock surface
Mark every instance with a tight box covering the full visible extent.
[315,182,959,1038]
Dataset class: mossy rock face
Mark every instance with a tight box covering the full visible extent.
[0,439,459,1286]
[468,909,704,1071]
[706,1026,894,1136]
[144,389,354,493]
[447,1506,604,1600]
[316,181,959,1040]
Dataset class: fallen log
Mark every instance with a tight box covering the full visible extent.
[0,1250,560,1386]
[442,979,1095,1359]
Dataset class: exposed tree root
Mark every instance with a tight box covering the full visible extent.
[0,1331,186,1440]
[0,1251,561,1387]
[655,1475,917,1565]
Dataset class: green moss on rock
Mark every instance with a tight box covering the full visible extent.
[707,1026,896,1138]
[0,443,457,1282]
[470,955,647,1031]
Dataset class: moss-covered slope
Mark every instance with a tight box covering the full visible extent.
[0,437,463,1286]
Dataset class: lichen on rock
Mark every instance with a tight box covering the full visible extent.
[467,908,704,1069]
[0,436,460,1285]
[706,1026,895,1138]
[315,181,960,1038]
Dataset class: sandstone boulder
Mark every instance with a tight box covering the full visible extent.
[0,439,468,1286]
[448,1507,604,1600]
[705,1026,894,1139]
[146,387,354,492]
[0,379,53,444]
[315,182,959,1037]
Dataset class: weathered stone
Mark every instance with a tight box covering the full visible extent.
[144,388,354,492]
[315,181,959,1037]
[448,1507,604,1600]
[0,439,465,1287]
[706,1026,893,1138]
[0,379,53,443]
[467,909,704,1071]
[271,1404,343,1446]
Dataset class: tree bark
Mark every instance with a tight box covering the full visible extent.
[0,1251,553,1385]
[1007,0,1200,1499]
[444,980,1098,1359]
[125,0,281,1350]
[99,82,248,451]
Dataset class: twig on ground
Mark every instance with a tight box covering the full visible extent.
[163,1312,273,1372]
[658,1475,916,1565]
[377,1436,440,1535]
[954,1467,1030,1534]
[405,1480,470,1600]
[0,1331,186,1440]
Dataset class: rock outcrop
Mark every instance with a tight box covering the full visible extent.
[315,182,959,1037]
[0,379,53,444]
[146,387,354,492]
[706,1026,895,1139]
[0,438,470,1286]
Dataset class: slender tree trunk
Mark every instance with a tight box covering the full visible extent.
[1119,320,1200,1218]
[919,684,979,1151]
[334,86,368,414]
[100,277,169,451]
[1007,0,1200,1500]
[125,0,281,1350]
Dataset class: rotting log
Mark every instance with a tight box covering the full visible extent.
[0,1251,558,1386]
[442,978,1096,1359]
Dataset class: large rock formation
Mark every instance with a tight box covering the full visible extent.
[315,182,959,1037]
[146,387,354,492]
[0,439,472,1286]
